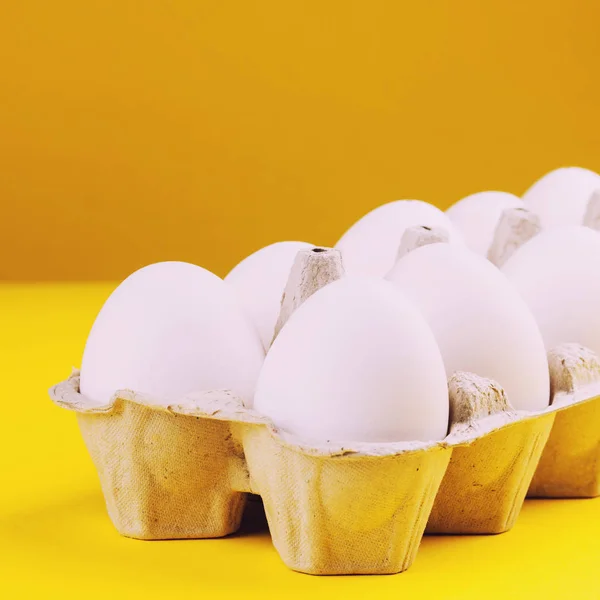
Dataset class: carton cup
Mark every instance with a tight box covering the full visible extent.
[235,424,450,575]
[428,343,600,533]
[429,418,555,534]
[427,372,555,534]
[528,344,600,498]
[51,375,261,540]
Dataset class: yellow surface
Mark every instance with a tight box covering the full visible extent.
[1,2,600,281]
[1,282,600,598]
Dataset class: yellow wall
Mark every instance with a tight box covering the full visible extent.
[1,1,599,281]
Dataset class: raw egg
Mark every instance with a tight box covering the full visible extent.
[502,226,600,357]
[446,191,524,256]
[80,261,264,407]
[387,244,550,411]
[225,241,313,350]
[335,200,463,277]
[254,276,449,443]
[522,167,600,230]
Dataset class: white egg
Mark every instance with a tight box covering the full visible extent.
[522,167,600,229]
[80,261,264,407]
[225,241,313,350]
[387,244,550,411]
[502,226,600,357]
[254,277,449,443]
[445,191,524,256]
[335,200,464,277]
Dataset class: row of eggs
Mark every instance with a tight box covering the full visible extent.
[80,166,600,444]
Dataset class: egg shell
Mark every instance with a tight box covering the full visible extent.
[445,191,523,255]
[387,244,550,411]
[502,226,600,357]
[225,241,313,350]
[80,261,264,407]
[522,166,600,230]
[254,276,449,443]
[335,200,464,277]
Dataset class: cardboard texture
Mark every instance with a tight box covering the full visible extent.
[272,247,344,344]
[48,347,600,574]
[428,411,555,534]
[76,404,246,540]
[529,394,600,497]
[50,371,452,575]
[487,206,541,267]
[427,372,556,534]
[53,379,265,540]
[528,343,600,498]
[237,423,451,575]
[428,345,600,533]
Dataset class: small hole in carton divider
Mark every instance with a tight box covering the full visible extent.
[420,226,432,231]
[312,247,327,253]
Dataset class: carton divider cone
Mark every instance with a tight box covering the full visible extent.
[583,189,600,231]
[487,207,541,267]
[396,225,449,261]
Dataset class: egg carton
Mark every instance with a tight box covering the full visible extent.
[49,341,600,575]
[48,241,600,575]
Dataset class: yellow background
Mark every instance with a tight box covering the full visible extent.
[2,4,600,598]
[1,1,600,281]
[2,283,600,599]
